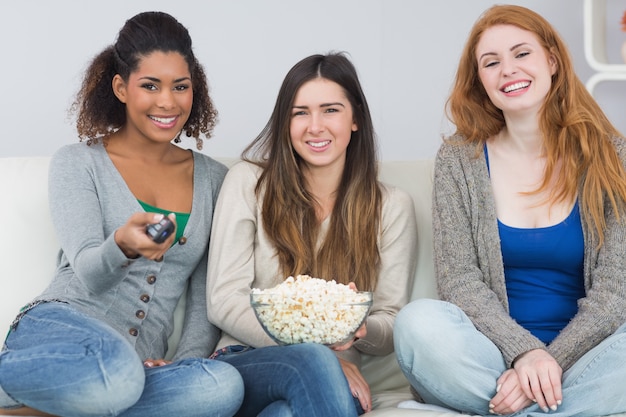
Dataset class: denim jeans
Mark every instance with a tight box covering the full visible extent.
[394,299,626,417]
[0,302,244,417]
[213,343,359,417]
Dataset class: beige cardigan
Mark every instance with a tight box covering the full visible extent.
[206,161,418,366]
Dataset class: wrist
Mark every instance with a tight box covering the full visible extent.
[114,229,140,258]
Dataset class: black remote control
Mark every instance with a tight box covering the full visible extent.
[146,216,175,243]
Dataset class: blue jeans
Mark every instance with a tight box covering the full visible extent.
[394,299,626,417]
[0,302,244,417]
[213,343,359,417]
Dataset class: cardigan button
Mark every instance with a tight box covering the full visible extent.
[146,275,157,285]
[136,310,146,319]
[178,237,187,245]
[129,328,138,337]
[140,294,150,303]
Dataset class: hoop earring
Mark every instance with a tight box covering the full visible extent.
[173,131,182,144]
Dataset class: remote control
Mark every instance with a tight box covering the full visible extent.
[146,216,175,243]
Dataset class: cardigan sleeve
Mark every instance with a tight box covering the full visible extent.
[48,145,137,295]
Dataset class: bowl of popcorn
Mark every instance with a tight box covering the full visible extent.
[250,275,373,347]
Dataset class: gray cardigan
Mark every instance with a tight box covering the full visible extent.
[433,136,626,371]
[36,142,227,361]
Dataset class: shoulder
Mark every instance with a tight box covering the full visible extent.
[228,159,262,174]
[380,182,414,210]
[214,160,263,201]
[192,151,229,180]
[51,141,102,160]
[224,160,263,183]
[379,182,416,226]
[50,142,107,174]
[435,135,487,182]
[435,135,477,163]
[610,136,626,163]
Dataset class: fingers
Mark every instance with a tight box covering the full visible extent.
[330,322,367,351]
[339,358,371,413]
[116,212,177,260]
[524,370,562,412]
[143,358,172,368]
[352,386,372,413]
[513,349,563,413]
[490,394,529,415]
[354,323,367,339]
[490,369,531,415]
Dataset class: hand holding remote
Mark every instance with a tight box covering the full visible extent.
[146,215,176,243]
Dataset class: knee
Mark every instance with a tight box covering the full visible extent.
[92,332,146,393]
[69,336,145,416]
[176,359,244,415]
[395,299,448,347]
[0,333,144,416]
[394,299,461,368]
[275,343,343,379]
[286,343,337,367]
[259,400,292,417]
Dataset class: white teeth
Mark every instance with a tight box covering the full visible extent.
[308,141,330,148]
[503,82,530,93]
[150,116,176,124]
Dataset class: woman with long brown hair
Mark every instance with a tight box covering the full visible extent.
[207,52,417,415]
[394,4,626,417]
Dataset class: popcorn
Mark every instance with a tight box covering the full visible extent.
[250,275,372,345]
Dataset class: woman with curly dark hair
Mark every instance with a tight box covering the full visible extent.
[0,11,243,417]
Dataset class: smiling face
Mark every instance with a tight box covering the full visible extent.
[475,24,557,117]
[289,78,358,173]
[113,51,193,145]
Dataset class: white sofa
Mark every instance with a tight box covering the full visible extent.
[1,156,623,417]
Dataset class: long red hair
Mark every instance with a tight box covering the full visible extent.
[446,5,626,245]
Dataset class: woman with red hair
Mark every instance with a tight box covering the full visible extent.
[395,5,626,417]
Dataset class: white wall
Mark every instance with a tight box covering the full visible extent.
[2,0,624,160]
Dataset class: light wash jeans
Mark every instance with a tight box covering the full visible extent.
[213,343,360,417]
[394,299,626,417]
[0,302,244,417]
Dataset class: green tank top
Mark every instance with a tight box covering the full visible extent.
[138,200,190,244]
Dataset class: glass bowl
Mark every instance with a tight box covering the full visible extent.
[250,291,373,347]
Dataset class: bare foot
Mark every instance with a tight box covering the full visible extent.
[0,407,57,416]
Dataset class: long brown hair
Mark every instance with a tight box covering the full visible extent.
[447,4,626,245]
[242,52,382,291]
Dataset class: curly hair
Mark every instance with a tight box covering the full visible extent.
[71,11,217,149]
[446,4,626,245]
[242,52,382,291]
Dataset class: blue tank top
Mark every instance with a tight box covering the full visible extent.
[498,204,585,344]
[485,145,585,344]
